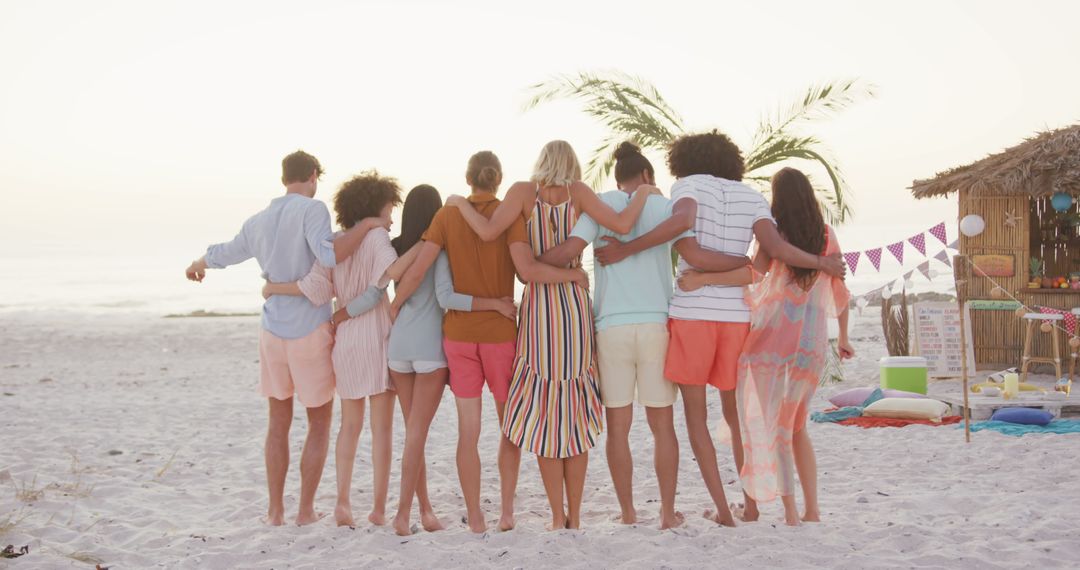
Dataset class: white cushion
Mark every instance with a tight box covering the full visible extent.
[863,398,949,422]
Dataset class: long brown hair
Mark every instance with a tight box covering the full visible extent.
[391,184,441,256]
[770,167,825,289]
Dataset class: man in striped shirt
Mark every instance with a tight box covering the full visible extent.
[595,131,844,526]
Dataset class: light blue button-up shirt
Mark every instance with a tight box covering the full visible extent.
[204,193,336,339]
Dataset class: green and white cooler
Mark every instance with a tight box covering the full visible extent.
[879,356,928,395]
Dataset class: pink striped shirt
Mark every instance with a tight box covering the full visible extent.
[299,228,397,399]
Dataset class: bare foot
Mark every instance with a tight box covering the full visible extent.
[659,510,685,530]
[465,514,488,534]
[496,513,514,532]
[295,510,327,526]
[545,513,568,531]
[334,504,355,527]
[567,516,581,530]
[784,509,802,526]
[802,511,821,523]
[392,513,413,536]
[703,508,737,528]
[264,507,286,526]
[731,502,759,523]
[421,510,446,532]
[368,510,388,526]
[616,509,637,525]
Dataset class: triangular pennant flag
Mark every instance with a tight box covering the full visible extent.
[886,241,905,264]
[948,239,958,250]
[865,248,883,271]
[903,270,914,282]
[928,222,948,245]
[842,251,861,274]
[934,249,952,267]
[908,232,927,256]
[917,260,932,281]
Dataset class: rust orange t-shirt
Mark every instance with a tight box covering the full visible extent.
[422,192,528,343]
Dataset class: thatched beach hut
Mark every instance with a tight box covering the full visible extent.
[911,125,1080,369]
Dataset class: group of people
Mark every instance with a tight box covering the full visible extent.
[184,131,854,534]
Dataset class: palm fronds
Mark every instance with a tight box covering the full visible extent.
[524,72,685,187]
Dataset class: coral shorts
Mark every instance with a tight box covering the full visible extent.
[259,323,336,408]
[664,319,750,391]
[443,340,515,402]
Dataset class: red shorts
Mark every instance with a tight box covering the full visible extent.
[664,319,749,391]
[443,340,515,402]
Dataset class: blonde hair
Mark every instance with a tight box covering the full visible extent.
[530,140,582,187]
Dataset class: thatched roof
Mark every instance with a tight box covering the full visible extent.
[911,124,1080,198]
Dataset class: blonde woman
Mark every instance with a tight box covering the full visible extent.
[448,140,655,530]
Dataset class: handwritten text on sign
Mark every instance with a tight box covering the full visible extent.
[913,302,976,378]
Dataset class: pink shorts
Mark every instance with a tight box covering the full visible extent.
[443,340,515,402]
[259,323,336,408]
[664,319,750,391]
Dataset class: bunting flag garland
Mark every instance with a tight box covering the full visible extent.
[843,251,861,274]
[934,249,952,267]
[916,260,932,281]
[929,222,948,245]
[908,232,927,256]
[903,270,914,283]
[866,247,883,271]
[948,239,958,250]
[886,241,905,264]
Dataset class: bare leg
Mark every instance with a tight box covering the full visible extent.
[265,397,293,526]
[679,385,735,527]
[605,405,636,524]
[721,389,757,522]
[455,397,487,533]
[792,427,820,522]
[564,452,588,530]
[781,494,801,526]
[296,399,333,526]
[537,456,567,530]
[392,369,448,536]
[368,391,396,526]
[645,405,683,529]
[494,401,520,531]
[334,398,366,527]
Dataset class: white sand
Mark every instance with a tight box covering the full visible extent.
[1,311,1078,569]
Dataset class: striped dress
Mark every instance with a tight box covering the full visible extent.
[298,228,397,400]
[502,193,604,458]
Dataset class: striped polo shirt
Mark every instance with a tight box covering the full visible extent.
[669,174,774,323]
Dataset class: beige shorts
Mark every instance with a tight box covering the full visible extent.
[596,323,678,408]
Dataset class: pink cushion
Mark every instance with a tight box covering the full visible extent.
[828,387,928,408]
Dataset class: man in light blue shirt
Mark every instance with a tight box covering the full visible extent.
[183,150,384,527]
[537,142,748,530]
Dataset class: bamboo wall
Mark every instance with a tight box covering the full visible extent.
[957,189,1080,372]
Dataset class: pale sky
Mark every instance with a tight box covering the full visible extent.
[2,0,1078,298]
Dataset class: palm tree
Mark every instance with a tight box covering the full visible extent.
[523,71,874,223]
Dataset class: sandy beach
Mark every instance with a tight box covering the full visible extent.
[1,310,1078,569]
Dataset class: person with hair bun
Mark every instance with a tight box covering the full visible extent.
[593,131,846,527]
[393,150,587,534]
[681,167,853,526]
[535,141,749,529]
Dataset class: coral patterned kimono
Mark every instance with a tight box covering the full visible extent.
[737,225,849,502]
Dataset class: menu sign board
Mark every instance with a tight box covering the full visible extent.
[913,302,976,378]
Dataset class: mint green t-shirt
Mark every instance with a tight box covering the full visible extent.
[570,191,693,331]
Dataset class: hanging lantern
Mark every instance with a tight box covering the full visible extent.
[1015,307,1027,318]
[1070,337,1080,349]
[904,279,915,289]
[1041,321,1054,333]
[881,288,893,301]
[959,214,985,237]
[990,286,1007,299]
[1050,192,1074,213]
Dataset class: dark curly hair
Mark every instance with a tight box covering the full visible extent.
[771,167,826,289]
[333,171,402,230]
[666,130,745,181]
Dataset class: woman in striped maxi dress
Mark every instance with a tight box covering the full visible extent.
[449,140,654,530]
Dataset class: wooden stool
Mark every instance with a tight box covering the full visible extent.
[1021,313,1063,384]
[1069,308,1080,386]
